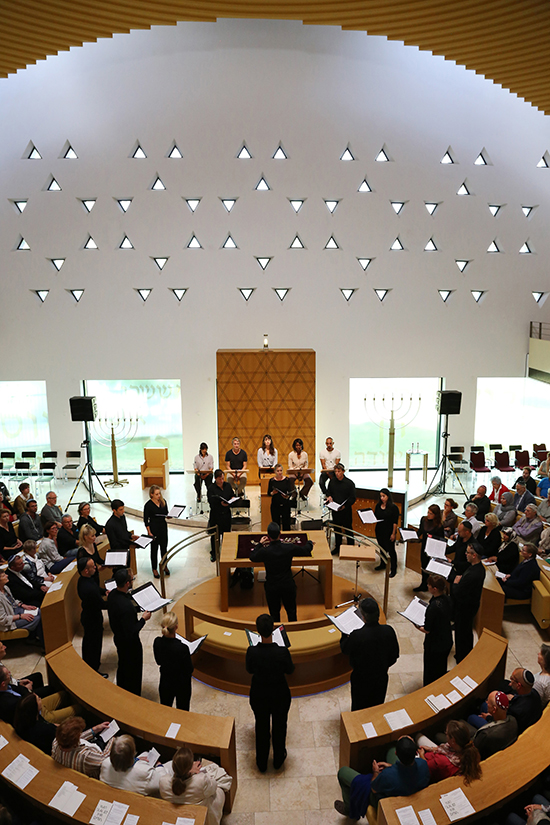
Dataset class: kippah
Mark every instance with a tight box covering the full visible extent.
[524,669,535,685]
[494,691,509,709]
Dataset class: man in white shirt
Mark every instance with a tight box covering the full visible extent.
[319,437,341,497]
[193,442,214,501]
[463,502,483,537]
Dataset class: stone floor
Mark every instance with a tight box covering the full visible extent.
[6,474,548,824]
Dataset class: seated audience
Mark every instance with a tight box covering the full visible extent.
[489,476,509,504]
[7,554,44,606]
[13,483,32,517]
[77,501,105,535]
[468,691,518,759]
[40,490,63,528]
[506,668,542,734]
[463,502,483,537]
[537,488,550,522]
[537,476,550,499]
[52,716,114,778]
[0,663,79,725]
[467,486,491,519]
[495,491,517,528]
[57,514,80,557]
[514,466,537,495]
[13,693,56,754]
[0,493,15,519]
[100,734,164,795]
[539,526,550,557]
[0,570,42,641]
[416,720,482,783]
[22,539,55,588]
[514,481,536,513]
[159,746,232,825]
[500,542,540,600]
[507,796,550,825]
[0,511,21,559]
[17,499,43,543]
[514,504,544,544]
[534,644,550,708]
[334,735,430,819]
[477,513,502,558]
[485,527,520,574]
[442,498,459,538]
[37,522,74,573]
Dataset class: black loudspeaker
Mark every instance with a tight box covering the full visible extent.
[436,390,462,416]
[69,396,97,422]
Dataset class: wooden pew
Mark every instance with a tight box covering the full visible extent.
[378,704,550,825]
[340,629,508,772]
[0,719,207,825]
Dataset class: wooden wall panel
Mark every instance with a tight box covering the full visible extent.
[217,349,315,477]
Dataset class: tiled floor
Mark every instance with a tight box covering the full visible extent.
[7,474,548,823]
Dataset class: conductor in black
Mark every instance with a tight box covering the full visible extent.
[340,597,400,711]
[250,522,313,623]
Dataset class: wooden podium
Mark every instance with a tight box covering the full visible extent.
[259,468,274,530]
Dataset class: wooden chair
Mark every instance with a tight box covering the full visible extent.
[140,447,169,489]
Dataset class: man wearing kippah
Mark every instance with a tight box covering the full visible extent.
[469,690,518,759]
[506,668,542,734]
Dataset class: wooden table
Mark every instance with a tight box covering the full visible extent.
[219,530,333,611]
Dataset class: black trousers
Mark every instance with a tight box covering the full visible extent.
[265,581,297,622]
[332,509,354,549]
[115,639,143,695]
[423,646,451,686]
[159,676,191,711]
[194,473,213,498]
[250,689,291,771]
[209,517,231,554]
[270,498,292,531]
[150,532,168,571]
[454,611,475,663]
[81,613,103,672]
[350,671,388,711]
[376,531,397,573]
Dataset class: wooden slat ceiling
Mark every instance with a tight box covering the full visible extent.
[1,1,549,114]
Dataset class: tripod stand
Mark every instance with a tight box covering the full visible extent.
[423,414,467,499]
[65,425,111,510]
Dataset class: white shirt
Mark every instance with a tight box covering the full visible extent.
[288,451,309,470]
[194,453,214,473]
[319,448,341,470]
[257,448,278,467]
[100,757,164,796]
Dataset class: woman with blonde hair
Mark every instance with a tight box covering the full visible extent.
[153,611,193,710]
[159,745,232,825]
[477,512,501,558]
[76,524,104,584]
[143,484,170,578]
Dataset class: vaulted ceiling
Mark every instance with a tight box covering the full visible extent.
[1,1,549,114]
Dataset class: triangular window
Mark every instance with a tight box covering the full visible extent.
[340,148,354,161]
[487,240,500,253]
[255,177,270,191]
[471,290,484,302]
[488,204,501,216]
[14,201,27,213]
[522,206,534,217]
[290,235,304,249]
[64,146,78,159]
[223,235,237,249]
[274,288,289,301]
[438,290,452,303]
[474,151,487,165]
[239,288,254,301]
[168,144,183,159]
[17,238,30,250]
[537,152,549,168]
[48,178,61,191]
[424,238,437,251]
[425,202,438,215]
[187,235,202,249]
[357,258,372,271]
[375,148,389,162]
[152,177,166,190]
[84,236,98,249]
[289,199,304,212]
[358,179,371,193]
[374,289,388,301]
[441,150,454,164]
[82,199,96,212]
[51,258,65,271]
[391,201,404,215]
[221,199,236,212]
[519,242,531,254]
[455,260,469,272]
[120,236,134,249]
[172,289,187,301]
[185,199,201,212]
[256,257,271,270]
[340,289,356,301]
[325,236,339,249]
[153,258,169,270]
[132,145,146,159]
[137,289,151,302]
[36,290,49,302]
[457,182,470,196]
[28,146,42,160]
[237,144,252,159]
[390,237,404,251]
[324,200,339,213]
[118,199,132,212]
[273,145,287,159]
[71,289,84,302]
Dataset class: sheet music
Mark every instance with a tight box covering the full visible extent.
[426,537,448,559]
[425,693,451,713]
[166,722,181,738]
[463,675,478,690]
[398,597,427,626]
[105,579,117,592]
[105,801,129,825]
[426,559,452,578]
[362,722,377,738]
[400,529,418,541]
[396,806,420,825]
[495,571,506,580]
[49,781,86,816]
[132,583,171,612]
[100,720,120,743]
[175,633,207,655]
[104,552,128,566]
[327,500,346,512]
[325,606,364,634]
[246,628,286,647]
[383,709,413,731]
[133,536,153,549]
[167,505,186,518]
[358,509,381,524]
[439,787,475,821]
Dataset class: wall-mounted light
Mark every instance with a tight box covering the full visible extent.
[263,333,269,349]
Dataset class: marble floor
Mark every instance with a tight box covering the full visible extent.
[6,473,548,824]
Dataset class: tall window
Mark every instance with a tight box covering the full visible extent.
[0,381,50,455]
[349,378,441,469]
[475,377,550,450]
[84,379,183,472]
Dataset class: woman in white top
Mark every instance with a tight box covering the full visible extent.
[534,644,550,708]
[288,438,313,499]
[100,734,164,796]
[257,434,278,468]
[159,746,232,825]
[193,443,214,501]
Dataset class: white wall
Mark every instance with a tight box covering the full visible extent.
[1,19,549,468]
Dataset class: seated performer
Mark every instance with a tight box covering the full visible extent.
[257,434,278,469]
[267,464,295,531]
[288,438,313,500]
[319,436,341,497]
[225,437,247,496]
[193,442,214,501]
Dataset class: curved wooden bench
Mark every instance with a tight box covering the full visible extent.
[378,703,550,825]
[340,629,508,772]
[0,719,207,825]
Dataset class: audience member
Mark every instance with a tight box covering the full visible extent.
[533,644,550,708]
[57,514,80,557]
[40,491,63,528]
[467,485,491,519]
[0,493,15,519]
[76,501,105,535]
[7,554,44,606]
[463,502,483,537]
[537,475,550,499]
[13,693,56,754]
[0,663,79,725]
[418,574,452,686]
[416,720,482,783]
[477,512,502,558]
[485,527,520,574]
[506,796,550,825]
[506,668,542,734]
[37,522,73,573]
[495,491,518,528]
[514,467,537,495]
[0,511,21,559]
[451,542,485,663]
[100,734,164,795]
[468,691,518,759]
[76,524,104,583]
[514,504,544,544]
[0,570,42,640]
[17,499,43,543]
[13,483,32,517]
[52,716,114,778]
[22,538,52,583]
[442,498,459,538]
[159,746,232,825]
[537,488,550,522]
[500,543,540,600]
[513,481,536,513]
[489,476,509,504]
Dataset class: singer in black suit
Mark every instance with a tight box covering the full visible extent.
[207,470,234,562]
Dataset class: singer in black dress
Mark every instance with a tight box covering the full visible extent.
[374,488,400,577]
[153,611,194,711]
[143,485,170,578]
[267,464,294,531]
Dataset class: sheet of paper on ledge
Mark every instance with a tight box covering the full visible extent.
[383,709,413,731]
[362,722,377,739]
[63,561,77,572]
[446,690,462,704]
[439,787,475,821]
[166,722,181,738]
[123,815,139,825]
[175,818,196,825]
[396,805,420,825]
[419,809,437,825]
[89,799,112,825]
[48,581,63,592]
[2,754,38,789]
[104,800,130,825]
[49,780,86,816]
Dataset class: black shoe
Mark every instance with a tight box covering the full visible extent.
[412,584,426,592]
[210,552,216,563]
[389,569,397,578]
[273,749,287,769]
[164,567,171,577]
[256,762,267,774]
[331,548,339,556]
[100,673,109,679]
[334,800,347,816]
[374,563,386,571]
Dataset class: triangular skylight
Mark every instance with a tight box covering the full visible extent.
[132,145,146,159]
[340,148,354,161]
[152,177,166,191]
[324,200,339,213]
[28,146,42,160]
[256,257,272,270]
[274,288,289,301]
[375,289,388,302]
[35,290,49,302]
[390,237,404,251]
[375,148,389,162]
[522,206,534,217]
[340,289,356,301]
[438,290,452,303]
[487,240,500,253]
[519,242,532,254]
[289,199,304,213]
[51,258,65,271]
[425,202,438,215]
[255,177,270,191]
[187,235,202,249]
[223,235,237,249]
[237,144,252,159]
[185,199,201,212]
[471,291,484,302]
[153,257,169,270]
[172,289,187,301]
[137,289,152,302]
[533,292,544,303]
[441,150,454,164]
[117,199,132,212]
[17,238,30,250]
[474,152,487,165]
[273,146,287,159]
[84,236,97,249]
[221,199,236,212]
[70,289,84,302]
[82,199,96,212]
[168,145,183,159]
[14,200,27,213]
[239,288,255,301]
[391,201,404,215]
[536,154,548,168]
[357,258,372,271]
[455,260,469,272]
[424,238,437,251]
[290,235,304,249]
[325,236,339,249]
[457,182,470,196]
[358,179,371,193]
[64,146,78,159]
[48,178,61,191]
[120,236,134,249]
[488,204,501,216]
